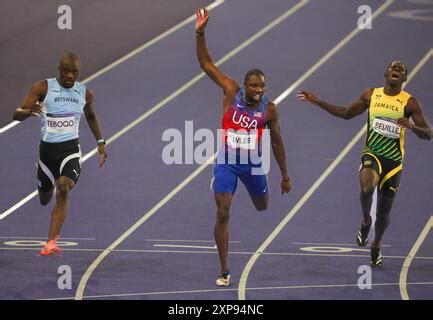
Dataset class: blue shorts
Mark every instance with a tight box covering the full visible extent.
[212,163,268,196]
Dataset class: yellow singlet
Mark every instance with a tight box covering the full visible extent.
[362,87,411,163]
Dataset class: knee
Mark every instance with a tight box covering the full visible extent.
[216,207,230,225]
[360,184,376,197]
[56,182,72,198]
[375,212,391,225]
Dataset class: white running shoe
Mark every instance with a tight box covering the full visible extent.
[216,272,231,286]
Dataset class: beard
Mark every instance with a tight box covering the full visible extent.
[244,93,261,105]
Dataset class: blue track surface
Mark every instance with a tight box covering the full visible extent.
[0,0,432,300]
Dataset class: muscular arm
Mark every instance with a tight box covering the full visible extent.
[83,89,104,141]
[13,80,47,121]
[195,9,238,99]
[84,89,108,167]
[298,88,373,120]
[398,97,432,140]
[267,103,291,193]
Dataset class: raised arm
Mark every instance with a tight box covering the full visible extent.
[83,88,108,168]
[195,8,238,95]
[13,80,47,121]
[297,88,373,120]
[398,97,432,140]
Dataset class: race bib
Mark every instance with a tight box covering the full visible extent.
[372,117,401,139]
[46,113,76,134]
[227,130,257,150]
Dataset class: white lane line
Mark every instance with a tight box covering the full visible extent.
[0,121,20,134]
[238,0,396,300]
[274,0,393,104]
[2,246,432,261]
[74,153,215,300]
[0,236,95,240]
[240,49,433,298]
[397,48,433,300]
[0,191,38,220]
[300,246,371,252]
[0,0,308,221]
[40,281,433,300]
[75,2,309,300]
[399,216,433,300]
[292,242,391,247]
[2,246,428,257]
[403,49,433,87]
[145,239,241,243]
[153,244,217,249]
[0,0,225,135]
[80,0,225,85]
[238,129,368,300]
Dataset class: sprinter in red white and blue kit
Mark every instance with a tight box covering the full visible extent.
[195,8,292,287]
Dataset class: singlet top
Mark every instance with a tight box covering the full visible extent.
[219,87,269,164]
[40,78,86,143]
[362,87,411,163]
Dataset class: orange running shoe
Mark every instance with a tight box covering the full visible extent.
[40,239,62,257]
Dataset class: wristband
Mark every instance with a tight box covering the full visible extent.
[97,138,106,145]
[195,31,204,37]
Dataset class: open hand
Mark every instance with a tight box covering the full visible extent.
[195,8,209,33]
[297,90,320,105]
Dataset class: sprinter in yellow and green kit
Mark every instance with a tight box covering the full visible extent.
[298,61,432,268]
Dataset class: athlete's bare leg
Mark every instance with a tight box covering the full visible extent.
[214,193,233,273]
[47,176,75,241]
[358,168,379,225]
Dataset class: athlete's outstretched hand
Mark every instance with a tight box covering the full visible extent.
[98,144,108,168]
[297,90,320,106]
[195,8,209,34]
[281,177,292,194]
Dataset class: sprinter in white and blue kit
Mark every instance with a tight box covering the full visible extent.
[13,53,108,257]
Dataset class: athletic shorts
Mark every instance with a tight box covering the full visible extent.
[37,139,81,192]
[211,163,268,196]
[360,153,402,195]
